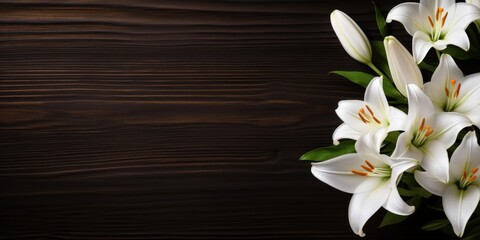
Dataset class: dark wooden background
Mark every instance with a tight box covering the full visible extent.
[0,0,446,239]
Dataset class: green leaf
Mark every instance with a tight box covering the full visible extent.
[372,1,388,37]
[385,131,399,143]
[397,187,417,197]
[400,172,417,186]
[330,71,405,101]
[412,186,432,198]
[299,140,356,162]
[421,219,450,231]
[443,45,479,60]
[371,40,392,80]
[418,61,437,72]
[330,71,375,88]
[379,211,409,228]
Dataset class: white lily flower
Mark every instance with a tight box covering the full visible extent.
[392,84,471,183]
[384,36,424,97]
[415,131,480,237]
[424,54,480,127]
[386,0,480,63]
[312,129,417,237]
[332,76,407,145]
[331,10,372,64]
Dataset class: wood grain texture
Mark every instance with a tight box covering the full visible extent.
[1,1,445,239]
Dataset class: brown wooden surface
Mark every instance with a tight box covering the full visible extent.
[1,1,445,239]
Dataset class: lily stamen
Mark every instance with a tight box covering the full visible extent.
[436,7,443,21]
[445,79,462,111]
[459,167,478,189]
[358,105,382,125]
[428,16,434,28]
[413,118,434,147]
[352,169,368,176]
[351,160,390,177]
[442,12,448,27]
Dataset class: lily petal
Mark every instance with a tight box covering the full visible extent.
[420,140,450,183]
[383,186,415,216]
[355,129,387,166]
[406,84,435,133]
[431,54,464,87]
[332,123,362,145]
[387,107,407,132]
[445,3,480,30]
[391,132,418,159]
[450,131,480,181]
[443,28,470,51]
[386,2,427,35]
[414,170,446,196]
[348,181,390,237]
[425,54,464,108]
[364,77,389,121]
[420,0,455,17]
[431,112,471,148]
[454,73,480,114]
[464,105,480,127]
[412,31,434,64]
[311,154,383,194]
[443,185,480,237]
[335,100,370,133]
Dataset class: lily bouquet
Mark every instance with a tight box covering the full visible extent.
[301,0,480,238]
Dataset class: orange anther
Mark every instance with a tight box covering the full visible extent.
[442,12,448,27]
[469,175,477,182]
[365,160,375,170]
[428,15,435,28]
[352,170,368,176]
[445,87,450,97]
[471,168,478,175]
[359,112,369,124]
[419,118,425,132]
[425,128,433,137]
[455,83,461,97]
[361,165,374,172]
[365,105,375,116]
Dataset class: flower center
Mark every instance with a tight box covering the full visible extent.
[427,7,448,41]
[412,118,434,147]
[351,160,391,177]
[444,79,461,111]
[458,167,478,190]
[358,105,382,126]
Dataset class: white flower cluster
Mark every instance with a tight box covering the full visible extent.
[309,0,480,237]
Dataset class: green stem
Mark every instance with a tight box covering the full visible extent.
[367,62,384,77]
[436,50,441,60]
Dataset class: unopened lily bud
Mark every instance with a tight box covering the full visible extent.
[330,10,372,64]
[384,36,423,97]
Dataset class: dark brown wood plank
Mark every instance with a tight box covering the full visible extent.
[0,0,444,239]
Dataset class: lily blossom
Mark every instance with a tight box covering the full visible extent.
[423,54,480,127]
[330,10,372,64]
[392,84,470,183]
[384,36,424,97]
[386,0,480,63]
[415,131,480,237]
[333,76,407,145]
[312,129,417,237]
